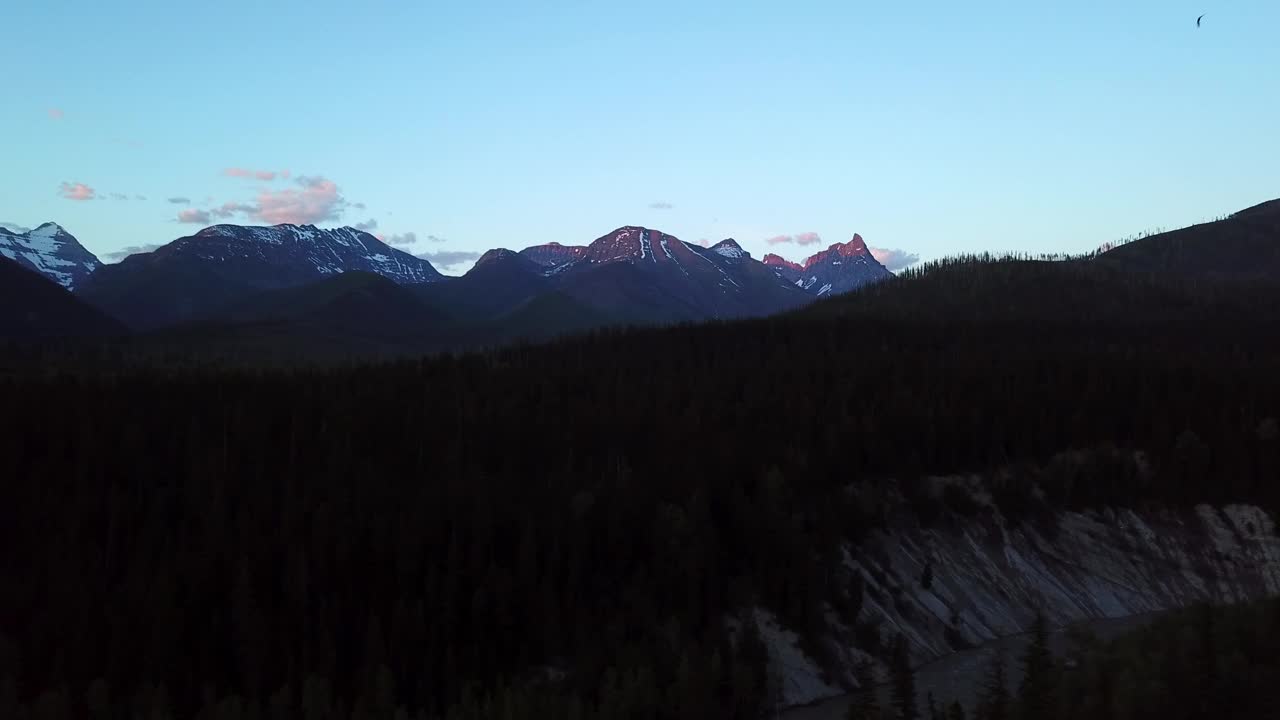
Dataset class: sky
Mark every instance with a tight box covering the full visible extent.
[2,0,1277,275]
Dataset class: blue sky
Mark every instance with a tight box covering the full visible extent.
[2,0,1276,274]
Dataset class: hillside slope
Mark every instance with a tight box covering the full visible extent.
[1099,198,1280,280]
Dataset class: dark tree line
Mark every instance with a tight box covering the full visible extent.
[2,257,1280,718]
[953,601,1280,720]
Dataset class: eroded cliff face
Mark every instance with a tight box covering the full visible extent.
[765,503,1280,708]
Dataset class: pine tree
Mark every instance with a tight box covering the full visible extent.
[889,636,918,720]
[1017,612,1055,720]
[976,652,1009,720]
[846,661,880,720]
[927,692,943,720]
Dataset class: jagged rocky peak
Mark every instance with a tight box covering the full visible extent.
[803,233,871,269]
[0,221,101,290]
[762,253,803,272]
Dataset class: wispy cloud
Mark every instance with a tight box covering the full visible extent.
[210,202,258,219]
[353,202,367,210]
[426,234,447,243]
[103,244,162,262]
[697,238,712,247]
[167,197,191,204]
[223,167,286,182]
[648,201,674,210]
[0,221,32,234]
[47,108,64,120]
[135,194,147,201]
[382,232,417,246]
[58,182,96,201]
[110,192,129,201]
[177,208,212,224]
[417,249,481,270]
[353,219,378,231]
[870,247,921,272]
[766,232,822,246]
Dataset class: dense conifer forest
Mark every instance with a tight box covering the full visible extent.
[907,599,1280,720]
[3,256,1280,718]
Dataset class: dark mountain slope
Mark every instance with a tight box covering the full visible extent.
[0,256,125,339]
[144,271,453,362]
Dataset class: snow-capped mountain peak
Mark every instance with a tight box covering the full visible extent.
[0,222,101,290]
[161,223,443,283]
[709,239,748,260]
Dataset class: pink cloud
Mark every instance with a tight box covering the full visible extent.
[794,232,822,245]
[48,108,64,120]
[177,208,212,224]
[58,182,96,201]
[870,247,921,271]
[252,176,346,225]
[766,234,794,245]
[223,167,283,182]
[181,175,350,227]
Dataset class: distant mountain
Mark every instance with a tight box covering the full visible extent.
[764,234,891,296]
[79,224,443,330]
[545,227,811,323]
[432,227,815,327]
[0,222,101,290]
[0,256,124,339]
[1099,199,1280,280]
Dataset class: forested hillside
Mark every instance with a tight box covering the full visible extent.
[3,256,1280,719]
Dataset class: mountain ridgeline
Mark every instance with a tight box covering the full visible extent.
[3,221,893,356]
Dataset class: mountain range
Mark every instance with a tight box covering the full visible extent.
[0,221,893,352]
[0,255,123,339]
[8,199,1275,358]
